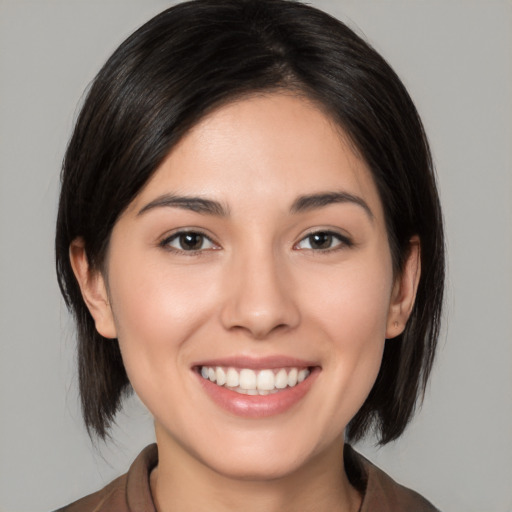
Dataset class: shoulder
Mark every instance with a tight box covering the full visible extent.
[53,444,158,512]
[53,474,128,512]
[344,445,441,512]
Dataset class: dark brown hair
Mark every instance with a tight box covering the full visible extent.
[55,0,444,443]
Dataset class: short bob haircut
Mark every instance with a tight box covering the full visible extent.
[56,0,444,444]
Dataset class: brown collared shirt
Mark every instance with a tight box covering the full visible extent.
[55,444,440,512]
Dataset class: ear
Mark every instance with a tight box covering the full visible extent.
[386,236,421,339]
[69,238,117,339]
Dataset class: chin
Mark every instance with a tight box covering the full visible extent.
[202,450,310,482]
[187,425,338,483]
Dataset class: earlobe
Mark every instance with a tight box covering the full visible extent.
[386,237,421,339]
[69,238,117,339]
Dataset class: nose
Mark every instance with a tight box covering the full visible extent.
[220,250,301,339]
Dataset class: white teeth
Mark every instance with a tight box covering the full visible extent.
[216,367,226,386]
[257,369,275,391]
[200,365,311,394]
[298,369,308,383]
[275,369,288,389]
[239,369,257,390]
[287,368,298,387]
[226,367,239,387]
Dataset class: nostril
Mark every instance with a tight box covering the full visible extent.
[228,320,294,340]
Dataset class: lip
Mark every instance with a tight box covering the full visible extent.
[192,355,318,370]
[193,356,320,418]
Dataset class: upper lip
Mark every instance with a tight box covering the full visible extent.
[192,355,319,370]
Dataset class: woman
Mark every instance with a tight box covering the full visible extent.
[55,0,444,510]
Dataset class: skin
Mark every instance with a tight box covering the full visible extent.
[71,93,420,512]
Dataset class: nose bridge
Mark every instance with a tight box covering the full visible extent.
[220,242,300,338]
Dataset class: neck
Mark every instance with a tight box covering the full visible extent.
[150,429,361,512]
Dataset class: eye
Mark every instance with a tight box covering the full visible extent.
[162,231,218,252]
[295,231,351,251]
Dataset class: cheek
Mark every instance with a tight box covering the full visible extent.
[298,255,393,423]
[304,255,394,342]
[106,252,221,387]
[111,248,218,329]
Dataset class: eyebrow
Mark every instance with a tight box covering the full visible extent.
[137,190,373,220]
[137,194,229,217]
[290,191,374,220]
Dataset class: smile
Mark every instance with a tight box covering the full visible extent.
[195,361,319,418]
[200,366,311,395]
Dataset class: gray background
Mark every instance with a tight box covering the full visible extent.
[1,1,511,511]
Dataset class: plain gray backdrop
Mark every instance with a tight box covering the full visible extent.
[0,1,511,511]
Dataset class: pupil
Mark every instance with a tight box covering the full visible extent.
[180,233,202,250]
[311,233,331,249]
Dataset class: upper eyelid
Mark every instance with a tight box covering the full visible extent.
[158,227,352,249]
[160,227,215,242]
[293,230,354,252]
[297,228,352,243]
[159,229,219,250]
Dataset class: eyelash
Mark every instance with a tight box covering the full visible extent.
[159,229,353,255]
[159,230,219,254]
[294,230,353,252]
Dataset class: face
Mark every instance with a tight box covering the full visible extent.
[74,93,418,481]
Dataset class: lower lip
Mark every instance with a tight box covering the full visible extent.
[196,368,319,418]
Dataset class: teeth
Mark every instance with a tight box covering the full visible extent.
[216,367,226,386]
[287,368,298,387]
[226,368,239,387]
[257,369,275,391]
[239,369,257,390]
[275,369,288,389]
[200,365,311,394]
[298,369,308,383]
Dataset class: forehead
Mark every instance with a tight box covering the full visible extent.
[127,93,384,221]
